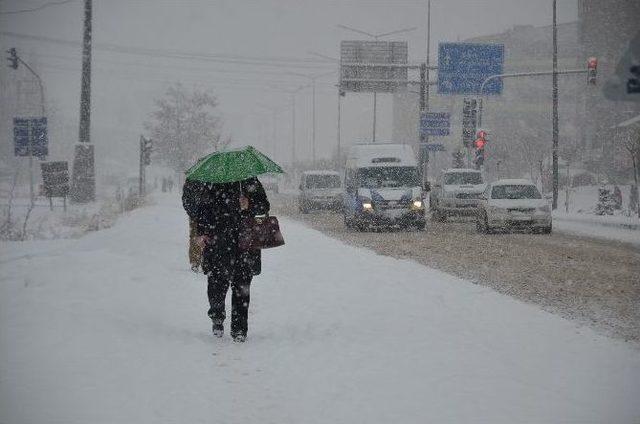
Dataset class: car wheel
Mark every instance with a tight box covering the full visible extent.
[476,215,485,233]
[343,213,353,229]
[541,224,552,234]
[481,213,493,234]
[414,221,426,231]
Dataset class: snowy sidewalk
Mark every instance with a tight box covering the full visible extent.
[1,194,639,424]
[553,212,640,246]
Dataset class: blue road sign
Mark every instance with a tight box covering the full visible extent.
[419,112,450,136]
[438,43,505,95]
[14,117,48,158]
[420,143,446,152]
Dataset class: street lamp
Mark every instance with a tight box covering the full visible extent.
[268,84,307,168]
[336,24,417,142]
[286,70,336,166]
[308,51,345,164]
[256,103,289,162]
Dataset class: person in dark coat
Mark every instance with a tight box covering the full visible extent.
[182,177,270,342]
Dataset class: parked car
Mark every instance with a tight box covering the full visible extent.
[430,168,486,221]
[298,170,342,213]
[476,179,552,234]
[342,143,426,230]
[261,174,280,194]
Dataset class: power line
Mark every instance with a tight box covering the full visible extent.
[37,63,338,93]
[0,0,76,15]
[0,31,336,70]
[36,52,336,82]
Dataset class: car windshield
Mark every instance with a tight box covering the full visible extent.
[444,172,483,185]
[358,167,419,189]
[305,174,341,189]
[491,184,542,199]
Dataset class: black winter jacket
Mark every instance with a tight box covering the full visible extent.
[182,177,270,277]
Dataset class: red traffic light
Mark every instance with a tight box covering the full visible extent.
[587,57,598,85]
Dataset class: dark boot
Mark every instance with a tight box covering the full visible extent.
[230,280,250,341]
[212,321,224,338]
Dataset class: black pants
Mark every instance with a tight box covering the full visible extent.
[207,273,252,337]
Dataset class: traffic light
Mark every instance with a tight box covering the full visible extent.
[587,57,598,85]
[7,48,18,70]
[473,130,487,169]
[462,98,478,147]
[141,137,152,166]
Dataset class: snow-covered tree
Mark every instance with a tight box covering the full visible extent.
[145,84,230,172]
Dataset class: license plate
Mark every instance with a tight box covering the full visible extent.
[384,209,404,219]
[510,214,532,221]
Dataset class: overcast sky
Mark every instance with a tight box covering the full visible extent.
[1,0,577,167]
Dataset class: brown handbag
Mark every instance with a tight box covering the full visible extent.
[238,214,285,250]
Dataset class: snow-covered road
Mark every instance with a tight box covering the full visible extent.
[1,194,639,423]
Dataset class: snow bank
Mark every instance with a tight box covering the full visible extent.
[1,194,639,423]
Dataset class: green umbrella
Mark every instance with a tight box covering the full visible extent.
[186,145,284,184]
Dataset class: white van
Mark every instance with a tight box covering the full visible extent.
[342,143,426,230]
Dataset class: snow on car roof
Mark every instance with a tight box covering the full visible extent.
[348,143,417,167]
[491,178,536,186]
[443,168,480,174]
[302,170,340,176]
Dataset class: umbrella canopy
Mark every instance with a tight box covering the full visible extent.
[186,146,284,184]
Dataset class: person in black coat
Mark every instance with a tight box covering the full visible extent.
[182,177,270,342]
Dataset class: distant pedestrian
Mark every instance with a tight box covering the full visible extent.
[182,177,270,342]
[630,185,639,214]
[613,185,622,210]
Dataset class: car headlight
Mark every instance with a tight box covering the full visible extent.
[360,197,373,211]
[411,200,423,209]
[538,205,551,213]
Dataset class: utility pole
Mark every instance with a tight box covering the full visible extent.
[291,92,296,166]
[420,63,427,182]
[71,0,95,203]
[337,89,344,164]
[312,78,316,164]
[424,0,431,181]
[272,109,278,160]
[139,136,145,197]
[551,0,559,210]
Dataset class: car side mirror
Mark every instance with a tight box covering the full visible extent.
[544,193,552,200]
[299,184,304,191]
[423,181,431,192]
[434,183,441,189]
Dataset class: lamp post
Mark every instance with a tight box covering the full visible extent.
[308,51,345,165]
[269,84,306,168]
[286,71,335,166]
[336,24,417,142]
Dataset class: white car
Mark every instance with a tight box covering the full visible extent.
[430,168,486,221]
[261,174,280,193]
[298,170,343,213]
[476,179,552,234]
